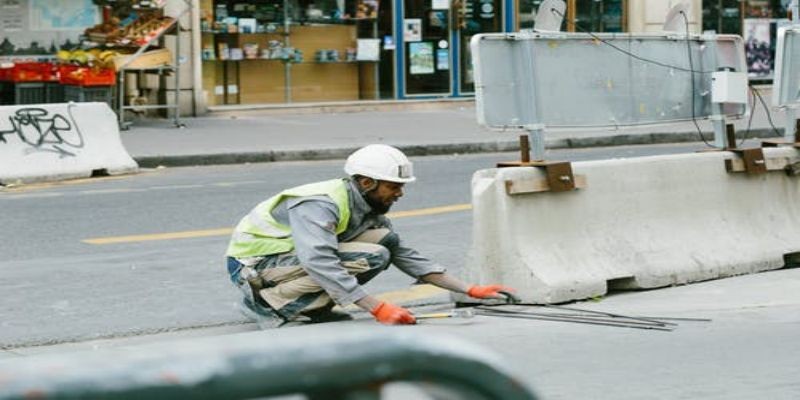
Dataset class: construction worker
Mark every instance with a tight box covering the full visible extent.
[225,144,514,328]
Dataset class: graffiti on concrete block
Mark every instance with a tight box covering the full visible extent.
[0,106,85,157]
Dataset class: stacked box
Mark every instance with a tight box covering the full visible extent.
[45,82,65,103]
[0,81,12,105]
[13,82,46,104]
[64,85,114,108]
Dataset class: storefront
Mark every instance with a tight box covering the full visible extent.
[1,0,791,111]
[517,0,626,32]
[199,0,512,106]
[702,0,791,80]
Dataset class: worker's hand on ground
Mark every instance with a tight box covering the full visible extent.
[370,301,417,325]
[467,284,516,300]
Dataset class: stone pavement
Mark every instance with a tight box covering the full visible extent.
[120,94,790,168]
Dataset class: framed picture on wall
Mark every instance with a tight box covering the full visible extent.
[409,41,434,74]
[404,18,422,42]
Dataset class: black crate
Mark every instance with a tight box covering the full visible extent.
[64,85,114,108]
[14,82,46,105]
[0,81,11,105]
[45,82,65,103]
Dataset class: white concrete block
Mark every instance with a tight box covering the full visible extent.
[0,102,138,184]
[463,148,800,304]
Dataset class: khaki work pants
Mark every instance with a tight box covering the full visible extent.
[249,228,394,319]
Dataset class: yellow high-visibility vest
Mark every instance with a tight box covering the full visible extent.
[226,179,351,258]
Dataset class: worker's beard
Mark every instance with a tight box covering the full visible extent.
[365,193,392,215]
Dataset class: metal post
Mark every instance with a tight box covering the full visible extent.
[284,0,292,103]
[711,111,726,148]
[527,128,546,161]
[118,70,126,129]
[725,123,737,149]
[785,107,797,142]
[174,17,182,127]
[790,1,800,142]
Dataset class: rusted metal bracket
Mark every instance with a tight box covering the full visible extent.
[497,135,585,194]
[761,120,800,148]
[720,124,767,174]
[725,148,768,174]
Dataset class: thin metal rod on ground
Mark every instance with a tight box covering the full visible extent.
[475,306,671,329]
[474,309,675,331]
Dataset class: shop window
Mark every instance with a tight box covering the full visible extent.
[702,0,742,34]
[516,0,624,33]
[703,0,790,80]
[202,0,390,105]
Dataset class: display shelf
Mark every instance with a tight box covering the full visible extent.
[207,1,380,104]
[116,0,191,129]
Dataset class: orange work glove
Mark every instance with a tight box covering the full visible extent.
[467,284,515,299]
[370,301,417,325]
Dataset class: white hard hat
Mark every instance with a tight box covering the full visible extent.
[344,144,416,183]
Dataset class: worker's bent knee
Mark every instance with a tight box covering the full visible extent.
[338,242,391,271]
[377,231,400,253]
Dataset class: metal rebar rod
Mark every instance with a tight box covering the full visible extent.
[474,310,674,331]
[475,306,670,328]
[480,302,679,327]
[542,304,680,327]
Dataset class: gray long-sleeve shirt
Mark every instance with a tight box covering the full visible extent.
[269,179,445,305]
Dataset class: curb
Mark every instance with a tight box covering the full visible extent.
[133,128,784,168]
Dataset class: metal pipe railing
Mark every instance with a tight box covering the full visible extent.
[0,327,537,400]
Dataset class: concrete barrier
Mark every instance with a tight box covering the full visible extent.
[462,148,800,304]
[0,102,137,184]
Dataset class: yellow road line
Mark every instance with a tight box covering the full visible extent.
[83,203,472,245]
[340,284,449,312]
[387,203,471,218]
[83,228,234,245]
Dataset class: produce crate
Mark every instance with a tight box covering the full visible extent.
[41,62,59,82]
[45,82,65,103]
[0,81,12,104]
[13,82,47,104]
[113,48,172,70]
[9,62,46,82]
[59,65,116,86]
[64,84,114,108]
[0,65,12,82]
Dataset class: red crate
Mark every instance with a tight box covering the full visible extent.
[40,62,59,82]
[59,65,116,86]
[10,62,45,82]
[58,64,81,85]
[81,67,116,86]
[0,65,12,81]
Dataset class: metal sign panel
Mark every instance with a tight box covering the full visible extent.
[472,32,747,130]
[773,26,800,107]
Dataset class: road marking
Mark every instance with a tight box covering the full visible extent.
[80,188,147,195]
[82,203,472,245]
[341,284,449,312]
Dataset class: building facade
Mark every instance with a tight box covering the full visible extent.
[0,0,791,114]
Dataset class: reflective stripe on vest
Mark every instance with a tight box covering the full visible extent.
[226,179,351,258]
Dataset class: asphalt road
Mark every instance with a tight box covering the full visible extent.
[1,142,799,399]
[0,142,738,347]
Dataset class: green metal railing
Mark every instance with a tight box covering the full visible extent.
[0,327,537,400]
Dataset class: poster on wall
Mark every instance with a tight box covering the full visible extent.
[744,18,772,77]
[357,38,380,61]
[404,18,422,42]
[29,0,97,31]
[1,0,24,32]
[432,0,449,10]
[409,41,434,74]
[436,48,449,70]
[1,0,97,57]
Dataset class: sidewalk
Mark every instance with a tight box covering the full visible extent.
[120,96,789,168]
